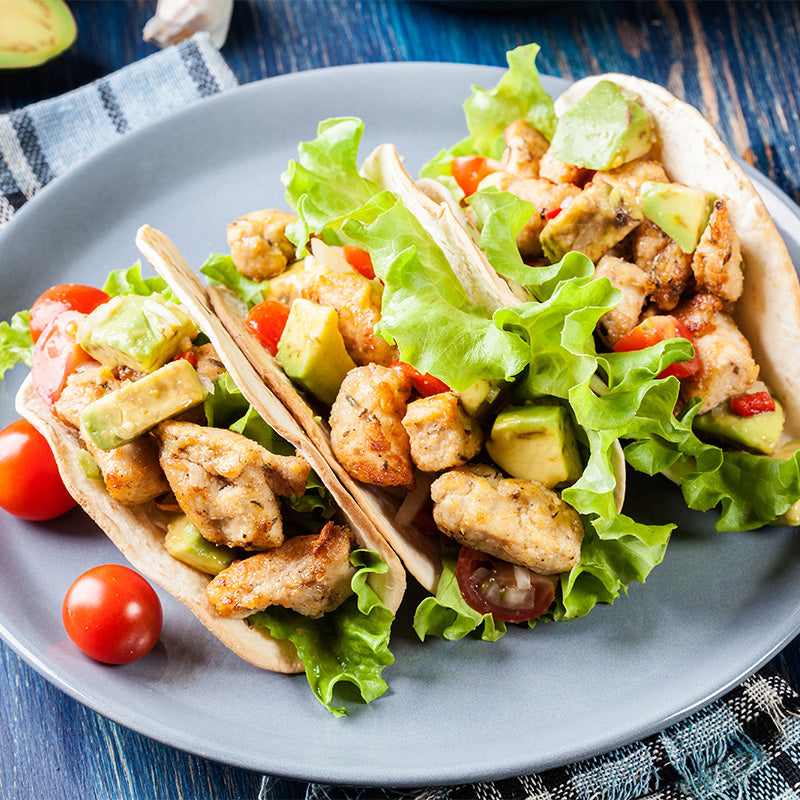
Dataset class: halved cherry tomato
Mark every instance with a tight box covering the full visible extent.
[451,156,496,197]
[342,246,375,280]
[0,418,76,520]
[29,284,110,343]
[390,361,450,397]
[31,311,96,405]
[455,546,557,623]
[245,300,291,357]
[730,391,775,417]
[62,564,162,665]
[613,315,701,380]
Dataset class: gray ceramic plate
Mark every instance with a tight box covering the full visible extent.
[1,63,799,787]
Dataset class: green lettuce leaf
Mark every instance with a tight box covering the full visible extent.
[0,310,33,379]
[199,253,269,310]
[249,549,395,716]
[102,260,177,301]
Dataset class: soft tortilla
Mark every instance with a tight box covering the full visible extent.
[16,225,406,675]
[556,74,800,439]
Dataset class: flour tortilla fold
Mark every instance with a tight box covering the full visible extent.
[16,224,406,674]
[556,74,800,441]
[207,152,626,595]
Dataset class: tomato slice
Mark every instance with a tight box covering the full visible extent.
[730,391,776,417]
[0,418,76,520]
[613,315,701,379]
[390,361,450,397]
[342,246,375,280]
[455,546,557,623]
[31,311,96,405]
[29,284,110,343]
[451,156,496,197]
[245,300,291,357]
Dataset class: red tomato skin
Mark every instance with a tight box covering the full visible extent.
[451,156,495,197]
[245,301,291,357]
[62,565,163,665]
[29,284,110,343]
[389,361,450,397]
[342,246,375,280]
[613,315,701,379]
[0,419,76,520]
[730,391,776,417]
[31,311,96,405]
[455,546,556,623]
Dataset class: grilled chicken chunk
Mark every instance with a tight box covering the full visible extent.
[594,254,653,345]
[53,364,123,428]
[302,272,398,367]
[673,295,759,412]
[206,522,355,618]
[595,158,669,195]
[430,465,584,575]
[538,149,593,186]
[157,421,310,550]
[632,219,693,311]
[189,342,228,385]
[691,200,744,303]
[479,172,580,258]
[227,208,298,281]
[329,364,414,487]
[402,392,483,472]
[500,119,550,179]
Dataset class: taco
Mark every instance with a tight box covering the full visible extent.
[11,229,406,716]
[198,112,680,639]
[413,45,800,531]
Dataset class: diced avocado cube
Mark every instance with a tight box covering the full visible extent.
[694,395,785,455]
[640,181,716,253]
[773,440,800,526]
[77,294,198,373]
[550,80,654,170]
[81,358,208,450]
[276,299,356,406]
[457,379,505,419]
[486,404,583,488]
[165,514,236,575]
[541,180,643,264]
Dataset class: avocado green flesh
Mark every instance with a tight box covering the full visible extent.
[640,181,716,253]
[81,359,208,450]
[457,379,504,419]
[486,404,583,488]
[550,80,653,170]
[78,294,198,374]
[694,398,785,456]
[0,0,77,69]
[276,298,356,406]
[165,515,237,575]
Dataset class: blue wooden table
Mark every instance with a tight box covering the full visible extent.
[1,2,799,797]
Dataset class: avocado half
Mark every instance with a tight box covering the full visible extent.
[0,0,77,69]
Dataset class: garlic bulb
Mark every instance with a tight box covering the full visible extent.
[143,0,233,49]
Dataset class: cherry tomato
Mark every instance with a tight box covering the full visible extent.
[451,156,496,197]
[62,564,163,665]
[730,391,775,417]
[390,361,450,397]
[245,300,291,357]
[342,246,375,280]
[613,315,701,380]
[455,547,557,623]
[0,419,76,520]
[31,311,96,405]
[29,284,110,344]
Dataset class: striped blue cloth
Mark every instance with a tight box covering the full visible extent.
[3,32,800,800]
[0,32,237,228]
